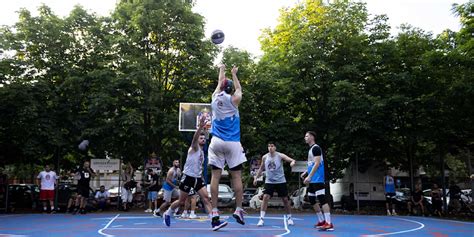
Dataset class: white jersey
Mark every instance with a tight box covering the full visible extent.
[183,147,204,178]
[264,152,286,184]
[37,171,57,190]
[211,91,240,141]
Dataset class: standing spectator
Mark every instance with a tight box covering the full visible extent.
[431,183,443,217]
[180,188,198,219]
[408,183,425,216]
[94,185,110,211]
[37,164,58,213]
[73,161,95,214]
[0,167,8,206]
[448,181,462,213]
[383,170,397,216]
[121,163,135,211]
[144,168,160,213]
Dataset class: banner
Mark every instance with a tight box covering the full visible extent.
[91,159,120,171]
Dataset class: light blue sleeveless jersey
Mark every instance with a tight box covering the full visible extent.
[210,91,240,141]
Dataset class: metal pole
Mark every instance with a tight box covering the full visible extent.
[440,148,448,213]
[355,152,360,214]
[118,159,122,210]
[5,184,9,214]
[55,146,60,212]
[409,155,414,193]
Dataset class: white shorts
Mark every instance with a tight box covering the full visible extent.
[208,136,247,169]
[121,188,133,203]
[163,188,179,202]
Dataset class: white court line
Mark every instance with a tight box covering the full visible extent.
[274,214,290,237]
[98,214,120,237]
[108,227,282,231]
[409,216,474,225]
[92,215,303,220]
[364,217,425,236]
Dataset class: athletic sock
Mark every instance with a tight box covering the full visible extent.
[260,211,266,218]
[324,213,331,224]
[317,212,324,222]
[211,208,219,217]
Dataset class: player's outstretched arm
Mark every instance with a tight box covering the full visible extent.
[231,65,242,106]
[213,64,226,95]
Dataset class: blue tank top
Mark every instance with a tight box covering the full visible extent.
[385,175,395,193]
[307,144,324,183]
[163,168,179,191]
[210,91,240,141]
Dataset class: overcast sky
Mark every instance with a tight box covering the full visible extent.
[0,0,467,56]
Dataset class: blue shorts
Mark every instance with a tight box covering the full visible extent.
[147,191,158,201]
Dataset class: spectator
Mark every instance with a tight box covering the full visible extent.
[144,168,160,213]
[0,167,8,205]
[121,163,135,211]
[448,181,462,213]
[95,185,110,211]
[431,183,442,217]
[37,164,58,213]
[73,161,95,214]
[407,183,425,216]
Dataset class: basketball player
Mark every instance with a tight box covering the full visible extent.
[154,159,181,217]
[163,117,228,231]
[384,170,397,215]
[209,64,247,225]
[301,131,334,231]
[253,142,296,227]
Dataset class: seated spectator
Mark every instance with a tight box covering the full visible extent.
[407,183,425,216]
[95,185,110,211]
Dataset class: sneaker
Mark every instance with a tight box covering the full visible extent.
[79,209,86,214]
[189,213,197,219]
[211,216,228,231]
[153,210,162,218]
[164,213,171,227]
[287,217,294,226]
[232,209,247,225]
[180,212,189,219]
[392,210,398,216]
[145,209,153,213]
[320,223,334,231]
[50,209,56,214]
[72,208,79,215]
[257,218,264,227]
[387,210,392,216]
[314,221,326,229]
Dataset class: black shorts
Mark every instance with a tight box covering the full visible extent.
[179,174,205,194]
[385,192,396,201]
[77,185,90,198]
[263,183,288,198]
[307,183,325,195]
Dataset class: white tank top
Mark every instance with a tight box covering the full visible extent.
[264,152,286,184]
[183,147,204,178]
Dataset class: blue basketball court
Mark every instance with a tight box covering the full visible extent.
[0,213,472,237]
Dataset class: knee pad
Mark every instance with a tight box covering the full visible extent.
[317,195,327,206]
[309,195,317,205]
[229,164,242,171]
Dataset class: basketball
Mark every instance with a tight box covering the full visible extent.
[78,140,89,151]
[211,29,225,44]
